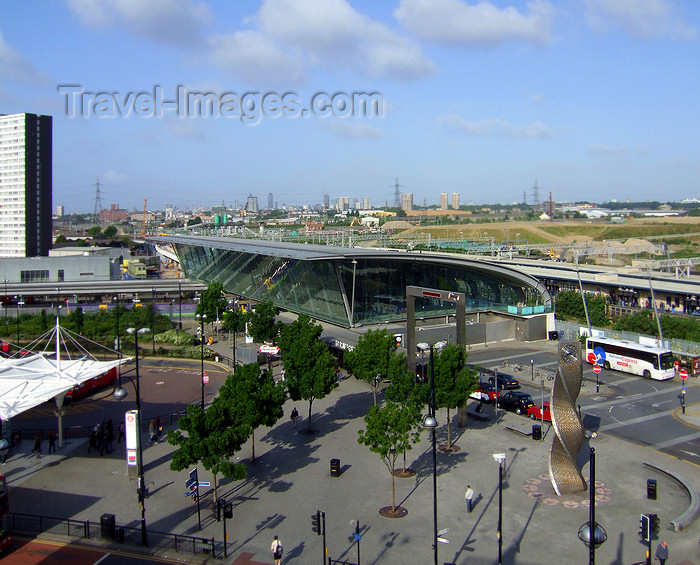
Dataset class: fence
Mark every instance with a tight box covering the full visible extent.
[9,512,223,559]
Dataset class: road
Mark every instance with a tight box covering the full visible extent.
[466,344,699,465]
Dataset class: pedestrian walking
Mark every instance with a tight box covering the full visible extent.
[32,433,42,458]
[655,541,669,564]
[148,419,156,445]
[290,407,299,428]
[271,535,283,564]
[156,415,163,439]
[465,484,475,513]
[48,432,56,454]
[117,421,125,443]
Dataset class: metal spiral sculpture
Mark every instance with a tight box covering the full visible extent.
[549,341,587,495]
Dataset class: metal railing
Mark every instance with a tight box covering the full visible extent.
[9,512,222,559]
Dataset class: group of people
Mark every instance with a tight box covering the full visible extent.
[87,419,116,456]
[31,432,56,459]
[148,416,163,445]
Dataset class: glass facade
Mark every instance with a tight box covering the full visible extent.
[174,238,551,328]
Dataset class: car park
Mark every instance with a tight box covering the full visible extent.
[527,402,551,422]
[469,381,500,403]
[488,374,520,390]
[498,391,534,415]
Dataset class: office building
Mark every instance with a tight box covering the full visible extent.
[268,192,273,210]
[452,192,460,210]
[337,197,350,211]
[246,194,258,213]
[0,113,52,257]
[440,192,448,210]
[401,193,413,211]
[361,197,370,210]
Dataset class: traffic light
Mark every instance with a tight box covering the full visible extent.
[639,513,650,542]
[394,333,403,348]
[649,513,660,538]
[223,500,233,519]
[311,510,321,535]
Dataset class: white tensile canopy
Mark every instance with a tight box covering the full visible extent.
[0,353,128,420]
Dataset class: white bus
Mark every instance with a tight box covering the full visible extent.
[585,337,675,380]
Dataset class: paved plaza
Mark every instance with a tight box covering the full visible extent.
[5,340,700,564]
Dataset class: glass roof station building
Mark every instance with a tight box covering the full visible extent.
[156,234,553,342]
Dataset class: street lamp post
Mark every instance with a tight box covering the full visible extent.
[418,342,438,565]
[578,447,607,564]
[16,296,24,348]
[493,453,506,565]
[196,313,207,409]
[541,378,545,432]
[178,281,182,330]
[114,294,121,386]
[531,359,534,381]
[151,288,156,354]
[114,327,150,547]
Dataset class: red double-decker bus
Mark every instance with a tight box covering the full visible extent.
[0,474,11,551]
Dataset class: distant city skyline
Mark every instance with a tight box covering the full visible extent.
[2,1,699,213]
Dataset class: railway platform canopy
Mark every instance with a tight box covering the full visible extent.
[151,234,552,329]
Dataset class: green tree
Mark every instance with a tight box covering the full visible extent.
[168,390,252,502]
[357,402,419,513]
[223,304,248,334]
[554,290,609,327]
[247,300,279,343]
[277,314,337,432]
[196,282,227,322]
[103,225,118,238]
[69,306,85,334]
[233,362,285,461]
[385,365,427,474]
[186,216,202,226]
[87,226,102,237]
[344,329,398,405]
[54,234,67,244]
[433,344,477,449]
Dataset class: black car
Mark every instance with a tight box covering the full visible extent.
[498,391,535,415]
[488,374,520,390]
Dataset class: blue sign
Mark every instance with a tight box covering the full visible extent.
[353,532,362,541]
[593,347,606,365]
[198,481,211,487]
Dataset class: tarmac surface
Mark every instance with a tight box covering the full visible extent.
[4,334,700,565]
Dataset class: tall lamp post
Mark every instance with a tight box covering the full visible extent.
[196,313,206,409]
[151,288,156,354]
[578,447,607,564]
[114,294,121,386]
[16,296,24,348]
[178,281,182,330]
[418,342,438,565]
[114,327,150,547]
[493,453,506,565]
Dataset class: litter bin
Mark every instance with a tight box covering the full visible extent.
[532,424,542,441]
[647,479,657,500]
[548,331,559,341]
[100,513,116,540]
[330,458,341,477]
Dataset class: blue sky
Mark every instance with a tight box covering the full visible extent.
[2,0,699,213]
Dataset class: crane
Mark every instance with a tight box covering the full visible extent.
[142,199,147,235]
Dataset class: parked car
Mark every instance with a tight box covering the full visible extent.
[470,381,500,403]
[527,402,552,422]
[498,391,535,415]
[488,374,520,390]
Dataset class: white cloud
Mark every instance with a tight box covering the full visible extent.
[394,0,555,46]
[583,0,697,40]
[66,0,213,46]
[440,114,554,138]
[324,121,384,139]
[0,30,47,85]
[242,0,434,82]
[587,145,631,158]
[102,169,127,183]
[209,30,305,86]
